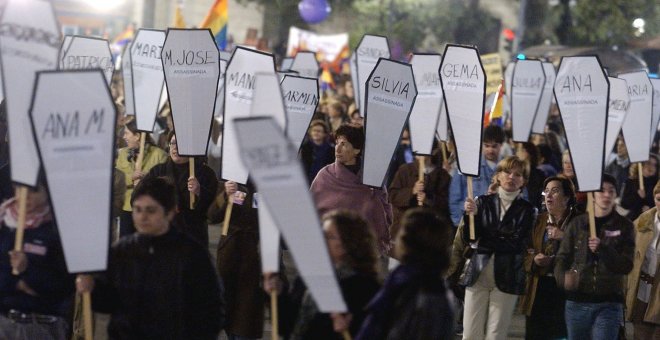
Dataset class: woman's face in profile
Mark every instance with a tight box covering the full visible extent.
[323,219,345,266]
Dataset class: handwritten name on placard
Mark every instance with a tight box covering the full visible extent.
[356,46,389,59]
[558,74,593,93]
[370,76,411,98]
[228,72,256,89]
[0,22,59,48]
[133,41,162,59]
[162,49,216,66]
[283,90,318,106]
[41,109,105,139]
[64,55,111,70]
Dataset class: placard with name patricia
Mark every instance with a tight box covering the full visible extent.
[281,75,319,150]
[61,36,114,85]
[439,44,486,177]
[221,47,276,184]
[131,29,165,132]
[408,53,442,156]
[161,29,219,157]
[363,58,417,187]
[290,51,319,79]
[0,0,60,187]
[603,77,629,163]
[234,116,347,313]
[532,62,556,134]
[620,71,653,163]
[356,35,389,116]
[511,59,545,142]
[29,70,116,272]
[650,78,660,148]
[121,44,135,116]
[554,56,609,192]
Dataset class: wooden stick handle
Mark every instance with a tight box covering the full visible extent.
[467,176,475,240]
[342,330,352,340]
[135,132,146,172]
[270,290,278,340]
[83,291,93,340]
[587,192,596,238]
[417,157,425,206]
[221,196,233,236]
[441,141,448,163]
[189,159,195,210]
[12,186,28,275]
[638,162,645,191]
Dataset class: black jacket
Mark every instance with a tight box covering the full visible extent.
[462,193,536,295]
[92,228,225,340]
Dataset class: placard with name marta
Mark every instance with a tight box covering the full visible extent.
[620,71,653,163]
[131,29,166,132]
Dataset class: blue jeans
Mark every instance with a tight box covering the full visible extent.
[565,300,623,340]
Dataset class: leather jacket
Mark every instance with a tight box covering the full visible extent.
[462,193,537,295]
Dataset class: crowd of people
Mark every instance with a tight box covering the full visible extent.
[0,70,658,340]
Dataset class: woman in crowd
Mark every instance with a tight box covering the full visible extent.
[266,210,381,339]
[516,142,546,209]
[561,150,586,212]
[76,177,225,339]
[626,180,660,339]
[115,118,167,236]
[300,120,335,184]
[460,156,536,340]
[356,208,456,339]
[388,148,451,242]
[325,100,348,133]
[621,153,659,221]
[143,132,218,246]
[0,182,74,340]
[310,124,393,260]
[520,176,577,340]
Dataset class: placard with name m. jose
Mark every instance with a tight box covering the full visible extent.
[554,56,609,192]
[439,44,486,177]
[363,58,417,187]
[0,0,60,187]
[511,59,545,142]
[603,77,630,164]
[619,70,653,163]
[29,70,116,272]
[221,47,275,184]
[161,28,219,157]
[281,75,318,150]
[532,62,556,134]
[131,29,166,132]
[408,53,442,156]
[61,36,114,85]
[356,35,389,117]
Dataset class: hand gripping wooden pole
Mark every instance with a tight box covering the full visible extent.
[342,330,352,340]
[83,291,93,340]
[189,158,196,210]
[587,192,596,238]
[270,290,278,340]
[441,141,448,163]
[467,176,475,240]
[221,196,233,236]
[135,132,146,172]
[12,186,28,275]
[638,162,645,191]
[417,157,425,206]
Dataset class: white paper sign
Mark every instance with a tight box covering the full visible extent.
[504,61,515,111]
[650,78,660,147]
[281,75,318,149]
[280,57,293,71]
[0,0,60,186]
[161,29,219,157]
[131,29,166,132]
[356,35,389,116]
[61,36,114,85]
[213,58,227,118]
[554,56,609,191]
[409,54,442,155]
[252,73,286,128]
[221,47,275,184]
[290,51,319,79]
[363,58,417,187]
[603,77,630,162]
[620,71,653,163]
[439,45,486,177]
[58,35,73,69]
[512,59,545,142]
[235,117,347,312]
[350,53,360,110]
[258,199,280,273]
[532,62,556,134]
[30,70,115,272]
[436,100,448,141]
[121,44,135,116]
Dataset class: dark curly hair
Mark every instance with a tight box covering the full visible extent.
[323,210,379,279]
[543,175,577,208]
[131,176,177,212]
[396,208,452,275]
[334,124,364,151]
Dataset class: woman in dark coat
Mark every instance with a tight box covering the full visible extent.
[620,153,659,221]
[299,120,334,184]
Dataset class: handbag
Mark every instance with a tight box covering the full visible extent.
[458,250,490,287]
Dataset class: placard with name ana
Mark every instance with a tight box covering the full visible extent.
[408,53,442,156]
[620,70,653,163]
[131,29,165,132]
[511,59,545,142]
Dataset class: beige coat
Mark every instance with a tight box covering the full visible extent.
[626,207,660,324]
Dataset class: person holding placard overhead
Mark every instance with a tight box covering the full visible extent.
[460,156,536,340]
[554,174,634,340]
[115,118,167,237]
[143,132,218,246]
[0,180,75,340]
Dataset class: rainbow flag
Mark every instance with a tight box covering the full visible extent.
[174,3,186,28]
[484,80,504,127]
[112,25,134,47]
[199,0,228,50]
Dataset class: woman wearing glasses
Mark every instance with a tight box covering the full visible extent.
[520,176,577,340]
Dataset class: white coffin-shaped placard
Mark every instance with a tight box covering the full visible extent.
[440,45,486,177]
[62,36,114,85]
[221,47,275,184]
[350,53,360,110]
[213,58,228,118]
[356,35,389,116]
[290,51,319,79]
[363,58,417,187]
[409,53,442,155]
[281,75,319,149]
[650,78,660,147]
[436,101,448,141]
[280,57,293,71]
[252,73,287,128]
[161,29,219,157]
[603,77,630,163]
[58,35,73,69]
[258,200,280,273]
[235,117,347,312]
[504,61,515,111]
[131,29,166,132]
[277,70,298,82]
[620,71,653,163]
[0,0,60,187]
[121,44,135,116]
[532,62,556,134]
[511,59,545,142]
[29,70,115,272]
[554,56,609,192]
